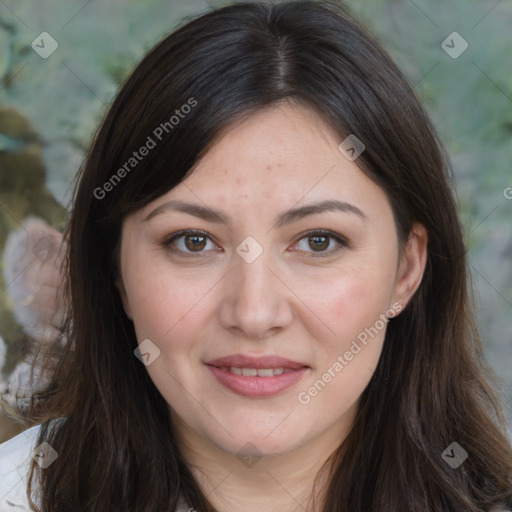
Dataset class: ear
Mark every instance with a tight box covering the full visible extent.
[115,275,133,321]
[392,222,428,312]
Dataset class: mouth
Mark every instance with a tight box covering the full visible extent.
[204,354,310,398]
[210,366,299,377]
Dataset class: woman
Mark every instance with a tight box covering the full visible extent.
[0,1,511,510]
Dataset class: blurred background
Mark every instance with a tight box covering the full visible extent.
[0,0,511,441]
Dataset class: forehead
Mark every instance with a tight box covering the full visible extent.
[180,104,363,194]
[134,102,393,229]
[191,102,340,180]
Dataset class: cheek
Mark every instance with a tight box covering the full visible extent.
[121,243,210,339]
[125,272,207,401]
[310,263,395,342]
[298,255,396,402]
[128,277,205,343]
[297,271,390,415]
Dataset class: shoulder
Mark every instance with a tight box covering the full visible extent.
[0,424,42,511]
[0,420,190,512]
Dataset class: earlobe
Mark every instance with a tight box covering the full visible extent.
[392,222,428,310]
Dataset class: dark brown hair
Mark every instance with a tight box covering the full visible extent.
[22,1,512,510]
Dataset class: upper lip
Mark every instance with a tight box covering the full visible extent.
[205,354,309,370]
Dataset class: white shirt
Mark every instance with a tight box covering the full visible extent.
[0,424,190,511]
[0,424,42,510]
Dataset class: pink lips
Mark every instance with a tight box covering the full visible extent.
[205,354,309,398]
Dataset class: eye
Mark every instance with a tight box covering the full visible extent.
[161,229,348,258]
[292,230,348,257]
[161,230,220,256]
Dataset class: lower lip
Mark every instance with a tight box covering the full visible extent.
[206,365,308,398]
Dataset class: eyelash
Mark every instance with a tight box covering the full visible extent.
[160,229,348,258]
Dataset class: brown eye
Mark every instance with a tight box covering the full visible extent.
[162,230,218,256]
[308,234,329,251]
[184,233,207,251]
[293,230,348,256]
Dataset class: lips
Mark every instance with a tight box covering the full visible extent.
[205,354,308,370]
[204,354,309,398]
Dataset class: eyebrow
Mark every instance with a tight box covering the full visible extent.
[142,199,368,228]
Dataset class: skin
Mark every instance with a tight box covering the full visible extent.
[116,101,428,512]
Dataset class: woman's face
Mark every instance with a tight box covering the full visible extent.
[116,102,427,461]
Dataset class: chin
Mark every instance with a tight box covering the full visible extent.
[214,426,302,458]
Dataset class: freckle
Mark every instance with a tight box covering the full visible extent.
[267,165,271,171]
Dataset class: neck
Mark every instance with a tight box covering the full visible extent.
[173,410,355,512]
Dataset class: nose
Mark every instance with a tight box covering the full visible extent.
[218,243,294,340]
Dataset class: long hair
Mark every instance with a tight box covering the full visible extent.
[24,1,512,510]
